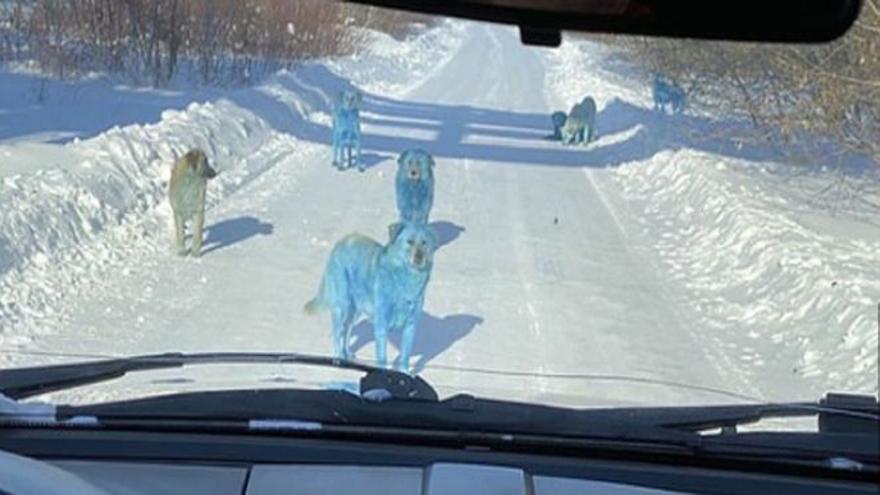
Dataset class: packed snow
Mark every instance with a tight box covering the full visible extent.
[545,40,880,400]
[0,21,876,409]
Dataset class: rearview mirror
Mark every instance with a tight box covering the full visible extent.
[342,0,862,46]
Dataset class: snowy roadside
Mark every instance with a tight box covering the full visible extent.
[543,38,880,399]
[0,21,465,355]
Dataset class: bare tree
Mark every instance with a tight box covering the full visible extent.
[603,2,879,171]
[1,0,433,87]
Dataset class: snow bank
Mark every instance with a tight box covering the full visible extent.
[0,21,465,338]
[0,101,276,331]
[330,20,466,96]
[614,152,879,398]
[544,39,648,116]
[545,36,880,399]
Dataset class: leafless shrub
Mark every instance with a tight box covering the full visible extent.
[2,0,433,86]
[591,1,880,169]
[341,3,435,41]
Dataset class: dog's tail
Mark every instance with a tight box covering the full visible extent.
[303,297,324,315]
[303,277,329,315]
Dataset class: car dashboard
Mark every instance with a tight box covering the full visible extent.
[49,461,685,495]
[0,428,875,495]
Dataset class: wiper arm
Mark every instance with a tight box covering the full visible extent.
[51,388,703,450]
[610,393,879,435]
[0,352,438,401]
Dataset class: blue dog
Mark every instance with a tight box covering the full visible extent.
[561,96,597,145]
[652,75,686,114]
[304,223,437,372]
[550,111,567,140]
[389,149,435,242]
[332,89,363,171]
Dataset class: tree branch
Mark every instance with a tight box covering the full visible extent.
[787,48,880,87]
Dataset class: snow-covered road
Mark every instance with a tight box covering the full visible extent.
[2,22,876,408]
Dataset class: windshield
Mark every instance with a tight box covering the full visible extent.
[0,0,876,415]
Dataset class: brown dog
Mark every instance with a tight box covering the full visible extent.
[168,149,217,257]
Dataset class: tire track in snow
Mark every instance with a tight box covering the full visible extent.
[9,22,767,408]
[584,166,766,401]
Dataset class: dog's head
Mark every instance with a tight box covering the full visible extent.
[186,150,217,179]
[551,111,567,128]
[397,149,435,183]
[389,223,436,272]
[339,89,362,111]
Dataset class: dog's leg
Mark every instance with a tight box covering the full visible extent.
[173,212,186,256]
[331,307,348,359]
[192,190,206,257]
[387,222,402,244]
[397,319,418,374]
[355,132,364,172]
[332,133,342,169]
[341,313,355,360]
[372,308,389,369]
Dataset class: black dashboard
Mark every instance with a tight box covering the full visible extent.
[0,428,875,495]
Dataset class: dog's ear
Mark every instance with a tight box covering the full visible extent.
[388,222,404,244]
[397,150,410,166]
[200,154,218,178]
[426,153,435,169]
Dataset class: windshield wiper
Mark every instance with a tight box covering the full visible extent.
[0,352,438,401]
[2,354,876,469]
[601,393,880,435]
[0,354,703,449]
[37,388,880,465]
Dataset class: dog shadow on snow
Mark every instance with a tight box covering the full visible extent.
[200,215,274,256]
[227,64,807,171]
[357,152,392,170]
[348,313,484,374]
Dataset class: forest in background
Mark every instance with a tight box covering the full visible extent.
[0,0,431,86]
[601,0,879,171]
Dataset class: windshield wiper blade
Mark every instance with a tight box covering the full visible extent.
[52,388,703,450]
[609,393,879,434]
[0,352,438,401]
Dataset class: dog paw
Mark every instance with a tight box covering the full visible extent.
[394,363,413,375]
